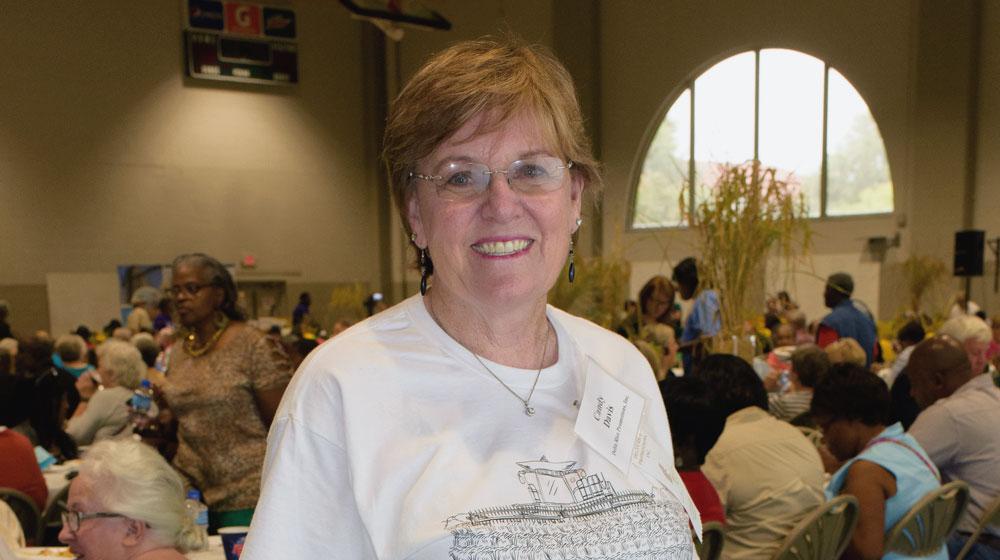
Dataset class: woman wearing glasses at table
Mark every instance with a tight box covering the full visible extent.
[244,38,697,559]
[159,253,293,532]
[59,439,206,559]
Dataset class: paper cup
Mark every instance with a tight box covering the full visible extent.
[218,526,250,560]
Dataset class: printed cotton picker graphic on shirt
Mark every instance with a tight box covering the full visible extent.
[445,456,692,559]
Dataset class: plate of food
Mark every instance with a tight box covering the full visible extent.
[16,547,75,559]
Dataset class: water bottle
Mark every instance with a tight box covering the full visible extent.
[185,489,209,539]
[779,371,791,392]
[131,379,154,415]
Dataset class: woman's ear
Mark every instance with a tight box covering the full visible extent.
[407,193,426,248]
[210,285,226,310]
[122,518,147,546]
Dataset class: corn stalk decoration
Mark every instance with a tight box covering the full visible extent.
[549,255,631,330]
[900,255,947,315]
[682,161,811,342]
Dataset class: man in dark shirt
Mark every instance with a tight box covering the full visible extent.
[292,292,311,334]
[816,273,878,367]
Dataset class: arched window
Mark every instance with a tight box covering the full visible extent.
[632,49,893,228]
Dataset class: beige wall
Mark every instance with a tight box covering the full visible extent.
[1,0,998,335]
[0,1,376,334]
[971,0,1000,316]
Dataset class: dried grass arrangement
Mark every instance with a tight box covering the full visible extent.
[683,161,811,345]
[900,254,947,315]
[326,282,369,324]
[549,255,631,330]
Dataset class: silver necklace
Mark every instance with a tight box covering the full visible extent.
[470,325,550,416]
[425,295,550,417]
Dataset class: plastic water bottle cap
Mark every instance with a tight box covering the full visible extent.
[187,489,201,500]
[141,379,152,389]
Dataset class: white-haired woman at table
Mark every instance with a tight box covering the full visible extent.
[58,439,206,559]
[244,37,697,559]
[67,340,146,445]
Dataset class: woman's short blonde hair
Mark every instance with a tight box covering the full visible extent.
[383,36,601,245]
[824,337,867,367]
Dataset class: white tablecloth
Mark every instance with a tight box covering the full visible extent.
[187,536,226,559]
[16,537,225,559]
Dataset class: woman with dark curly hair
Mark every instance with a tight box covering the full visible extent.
[159,253,293,532]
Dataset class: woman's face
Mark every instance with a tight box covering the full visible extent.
[663,335,679,371]
[816,417,864,462]
[171,263,223,328]
[642,287,673,323]
[964,338,989,376]
[407,112,583,309]
[59,475,130,560]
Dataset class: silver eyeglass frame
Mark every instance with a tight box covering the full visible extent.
[408,158,574,196]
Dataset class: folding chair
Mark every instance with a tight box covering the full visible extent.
[772,495,860,560]
[954,493,1000,560]
[884,480,970,557]
[0,488,42,546]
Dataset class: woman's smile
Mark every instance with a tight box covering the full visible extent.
[471,238,533,258]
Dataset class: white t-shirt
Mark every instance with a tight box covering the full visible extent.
[243,295,696,559]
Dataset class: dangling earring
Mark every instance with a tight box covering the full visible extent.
[568,238,576,283]
[412,233,432,296]
[568,218,581,283]
[419,247,432,295]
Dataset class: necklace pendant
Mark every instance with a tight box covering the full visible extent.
[524,405,535,417]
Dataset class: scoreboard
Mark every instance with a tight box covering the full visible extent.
[185,0,298,86]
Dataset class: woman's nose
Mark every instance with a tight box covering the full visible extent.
[480,172,521,220]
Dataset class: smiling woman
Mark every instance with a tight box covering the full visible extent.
[242,37,698,560]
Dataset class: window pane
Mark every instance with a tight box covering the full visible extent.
[826,68,893,215]
[759,49,824,217]
[694,51,755,205]
[633,89,690,228]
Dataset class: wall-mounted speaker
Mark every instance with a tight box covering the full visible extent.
[954,230,985,277]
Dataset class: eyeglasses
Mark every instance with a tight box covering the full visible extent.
[61,510,127,532]
[167,283,213,297]
[409,156,573,199]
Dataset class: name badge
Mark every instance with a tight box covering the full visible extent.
[632,430,704,538]
[573,357,646,474]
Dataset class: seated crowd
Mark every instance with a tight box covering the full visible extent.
[1,264,999,559]
[627,263,1000,560]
